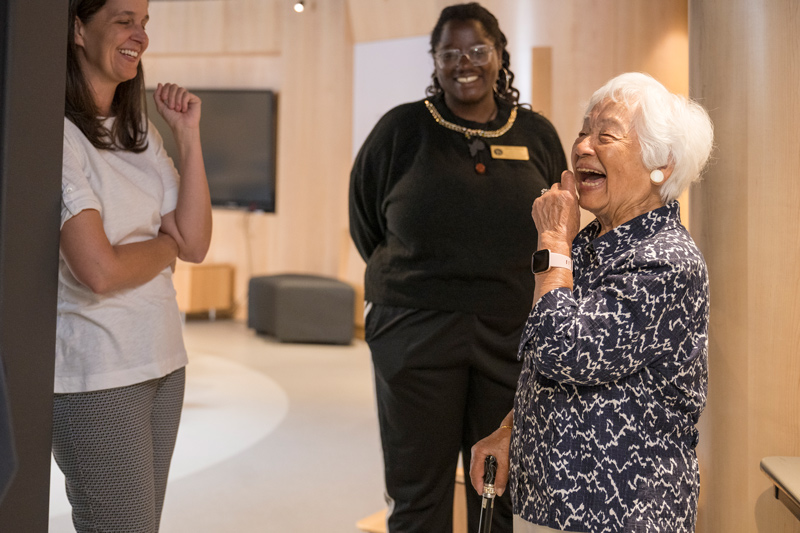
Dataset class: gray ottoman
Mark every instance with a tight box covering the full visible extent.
[247,274,355,344]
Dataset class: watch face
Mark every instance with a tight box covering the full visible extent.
[531,250,549,273]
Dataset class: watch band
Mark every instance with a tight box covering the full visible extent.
[531,249,573,274]
[547,252,573,271]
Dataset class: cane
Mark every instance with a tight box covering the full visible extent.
[477,455,498,533]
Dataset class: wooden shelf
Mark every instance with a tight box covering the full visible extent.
[173,262,235,315]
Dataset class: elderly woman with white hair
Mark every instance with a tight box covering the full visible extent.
[469,72,714,533]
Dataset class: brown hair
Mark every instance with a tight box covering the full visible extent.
[66,0,148,152]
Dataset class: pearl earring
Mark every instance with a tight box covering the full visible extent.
[650,169,664,184]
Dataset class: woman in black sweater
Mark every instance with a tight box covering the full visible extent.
[349,4,566,532]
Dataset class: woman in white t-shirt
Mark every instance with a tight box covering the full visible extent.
[52,0,212,531]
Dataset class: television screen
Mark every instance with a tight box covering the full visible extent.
[145,89,277,212]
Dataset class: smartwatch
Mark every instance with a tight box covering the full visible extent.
[531,249,573,274]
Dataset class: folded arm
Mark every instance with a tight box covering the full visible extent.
[522,263,703,386]
[153,83,212,263]
[60,209,179,295]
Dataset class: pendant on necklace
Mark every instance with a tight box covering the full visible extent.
[468,138,486,157]
[469,138,488,174]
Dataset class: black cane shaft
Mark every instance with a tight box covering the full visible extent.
[478,498,494,533]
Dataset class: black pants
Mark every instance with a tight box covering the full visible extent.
[366,304,524,533]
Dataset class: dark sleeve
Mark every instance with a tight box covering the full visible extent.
[530,114,568,186]
[518,259,707,386]
[348,112,396,262]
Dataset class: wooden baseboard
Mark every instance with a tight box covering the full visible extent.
[355,509,386,533]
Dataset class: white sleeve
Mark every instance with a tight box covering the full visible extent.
[61,126,102,229]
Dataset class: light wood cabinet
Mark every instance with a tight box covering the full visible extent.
[172,262,235,315]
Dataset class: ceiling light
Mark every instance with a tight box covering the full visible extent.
[293,1,304,13]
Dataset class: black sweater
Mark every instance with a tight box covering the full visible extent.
[349,94,566,319]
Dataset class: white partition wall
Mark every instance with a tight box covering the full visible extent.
[352,36,433,159]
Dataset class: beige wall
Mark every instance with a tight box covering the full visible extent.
[690,1,800,531]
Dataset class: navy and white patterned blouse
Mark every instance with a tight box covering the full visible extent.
[509,201,709,533]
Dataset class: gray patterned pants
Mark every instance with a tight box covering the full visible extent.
[52,367,185,533]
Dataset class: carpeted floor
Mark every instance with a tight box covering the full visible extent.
[49,319,386,533]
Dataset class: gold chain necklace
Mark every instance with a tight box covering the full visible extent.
[424,99,517,139]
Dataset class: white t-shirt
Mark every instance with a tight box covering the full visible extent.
[56,117,188,393]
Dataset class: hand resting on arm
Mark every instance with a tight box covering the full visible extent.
[60,208,179,295]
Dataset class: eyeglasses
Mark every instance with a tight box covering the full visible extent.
[434,44,495,69]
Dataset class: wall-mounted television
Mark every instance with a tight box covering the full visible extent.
[145,89,277,212]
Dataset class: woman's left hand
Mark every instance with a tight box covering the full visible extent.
[469,426,512,497]
[153,83,201,135]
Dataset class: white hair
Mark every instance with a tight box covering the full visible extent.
[585,72,714,203]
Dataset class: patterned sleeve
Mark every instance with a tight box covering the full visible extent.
[61,130,102,229]
[148,120,181,215]
[520,259,706,385]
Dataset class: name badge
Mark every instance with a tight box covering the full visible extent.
[489,145,530,160]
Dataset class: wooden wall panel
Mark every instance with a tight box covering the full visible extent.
[148,0,281,56]
[690,1,800,531]
[143,56,283,89]
[345,0,440,42]
[272,0,353,277]
[530,47,552,119]
[345,0,507,43]
[222,0,282,54]
[746,1,800,526]
[147,1,226,55]
[689,3,751,528]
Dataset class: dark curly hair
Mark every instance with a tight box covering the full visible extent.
[425,2,520,106]
[66,0,148,152]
